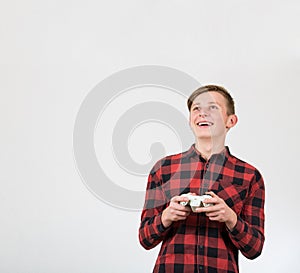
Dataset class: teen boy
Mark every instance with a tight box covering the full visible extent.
[138,85,265,273]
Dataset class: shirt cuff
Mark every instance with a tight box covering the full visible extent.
[156,212,172,234]
[228,215,245,239]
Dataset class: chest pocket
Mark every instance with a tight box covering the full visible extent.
[209,177,249,214]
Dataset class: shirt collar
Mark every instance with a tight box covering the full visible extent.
[185,144,231,162]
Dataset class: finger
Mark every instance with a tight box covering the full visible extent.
[195,207,209,213]
[171,201,192,211]
[177,204,192,212]
[195,204,221,213]
[205,192,224,204]
[207,215,221,221]
[170,195,180,202]
[171,195,189,203]
[205,191,218,198]
[205,211,219,217]
[174,215,190,221]
[173,209,190,218]
[203,197,218,204]
[182,206,192,212]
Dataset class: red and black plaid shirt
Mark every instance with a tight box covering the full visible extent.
[139,145,265,273]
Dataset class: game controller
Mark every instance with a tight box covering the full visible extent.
[180,193,213,212]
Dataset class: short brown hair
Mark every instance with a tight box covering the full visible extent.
[187,85,235,115]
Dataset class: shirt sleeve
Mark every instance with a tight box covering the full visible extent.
[227,169,265,259]
[138,163,171,250]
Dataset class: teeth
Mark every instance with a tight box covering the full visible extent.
[197,122,213,126]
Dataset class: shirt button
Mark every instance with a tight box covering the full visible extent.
[199,265,203,270]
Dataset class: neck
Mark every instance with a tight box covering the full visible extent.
[195,137,225,160]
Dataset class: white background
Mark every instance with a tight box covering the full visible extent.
[1,0,300,272]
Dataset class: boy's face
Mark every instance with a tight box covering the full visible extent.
[189,91,237,141]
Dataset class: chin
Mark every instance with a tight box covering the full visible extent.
[195,134,213,140]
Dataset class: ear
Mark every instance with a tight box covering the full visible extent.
[225,114,238,130]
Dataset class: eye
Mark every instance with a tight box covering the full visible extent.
[209,105,218,110]
[192,106,200,111]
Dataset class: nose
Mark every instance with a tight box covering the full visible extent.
[199,108,208,117]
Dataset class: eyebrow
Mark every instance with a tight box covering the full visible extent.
[192,102,220,106]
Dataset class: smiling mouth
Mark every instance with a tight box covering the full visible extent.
[197,121,214,127]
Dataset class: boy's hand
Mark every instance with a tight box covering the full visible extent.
[196,191,237,231]
[161,195,192,228]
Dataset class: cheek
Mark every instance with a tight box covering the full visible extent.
[212,113,224,122]
[189,114,195,124]
[216,112,228,123]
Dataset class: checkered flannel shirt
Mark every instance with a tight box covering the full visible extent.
[139,145,265,273]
